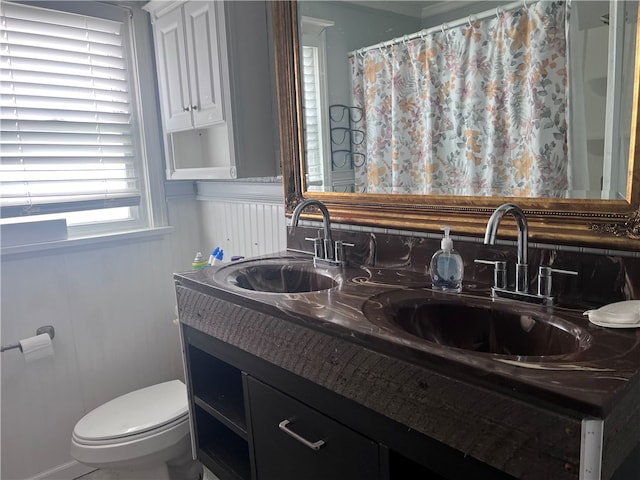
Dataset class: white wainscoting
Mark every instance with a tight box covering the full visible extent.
[196,181,287,258]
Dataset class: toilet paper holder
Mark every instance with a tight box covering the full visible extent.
[1,325,55,353]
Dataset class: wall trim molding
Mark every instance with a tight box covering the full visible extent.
[1,227,173,259]
[196,181,284,204]
[164,180,196,199]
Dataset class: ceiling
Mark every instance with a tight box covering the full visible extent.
[344,1,503,19]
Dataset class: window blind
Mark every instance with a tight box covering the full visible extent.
[302,45,324,188]
[0,1,141,219]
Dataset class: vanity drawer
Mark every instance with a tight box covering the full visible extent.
[246,375,381,480]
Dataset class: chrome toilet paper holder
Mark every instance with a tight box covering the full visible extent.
[1,325,55,353]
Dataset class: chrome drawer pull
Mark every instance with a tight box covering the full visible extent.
[278,419,325,451]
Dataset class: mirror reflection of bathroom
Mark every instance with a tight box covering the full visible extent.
[299,1,637,199]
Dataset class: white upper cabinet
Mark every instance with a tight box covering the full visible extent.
[152,6,192,132]
[183,2,224,129]
[151,2,223,132]
[144,1,277,180]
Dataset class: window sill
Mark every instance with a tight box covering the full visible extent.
[0,227,174,259]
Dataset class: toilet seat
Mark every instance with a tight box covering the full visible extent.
[73,380,188,442]
[72,414,189,447]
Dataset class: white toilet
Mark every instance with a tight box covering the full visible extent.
[71,380,200,480]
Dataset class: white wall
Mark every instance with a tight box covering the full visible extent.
[0,197,203,480]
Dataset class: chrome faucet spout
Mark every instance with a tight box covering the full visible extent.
[483,203,529,293]
[291,199,332,241]
[291,199,333,260]
[478,203,573,305]
[484,203,528,265]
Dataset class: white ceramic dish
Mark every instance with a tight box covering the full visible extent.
[584,300,640,328]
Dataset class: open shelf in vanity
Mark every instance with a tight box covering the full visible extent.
[185,334,251,480]
[189,344,247,438]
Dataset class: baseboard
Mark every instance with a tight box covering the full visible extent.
[28,460,95,480]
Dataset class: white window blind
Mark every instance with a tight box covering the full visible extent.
[0,2,141,219]
[302,45,324,190]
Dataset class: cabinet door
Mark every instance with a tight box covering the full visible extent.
[247,376,381,480]
[153,7,193,132]
[184,1,225,128]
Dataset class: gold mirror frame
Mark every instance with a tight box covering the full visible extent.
[272,1,640,249]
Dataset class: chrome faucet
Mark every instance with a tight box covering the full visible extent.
[483,203,529,293]
[476,203,577,306]
[291,199,333,259]
[291,199,352,266]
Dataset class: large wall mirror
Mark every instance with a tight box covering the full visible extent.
[272,1,640,248]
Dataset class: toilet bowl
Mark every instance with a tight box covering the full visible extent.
[71,380,200,480]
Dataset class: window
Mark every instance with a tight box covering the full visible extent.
[301,44,324,190]
[0,1,154,238]
[301,16,333,192]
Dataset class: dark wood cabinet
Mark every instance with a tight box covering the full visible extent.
[246,376,381,480]
[181,323,514,480]
[184,327,381,480]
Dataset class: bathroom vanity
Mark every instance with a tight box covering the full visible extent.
[175,252,640,480]
[171,1,640,477]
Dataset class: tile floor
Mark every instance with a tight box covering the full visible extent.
[77,464,210,480]
[77,470,120,480]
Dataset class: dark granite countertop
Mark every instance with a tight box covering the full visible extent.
[175,251,640,418]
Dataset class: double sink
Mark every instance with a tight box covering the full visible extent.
[179,241,640,477]
[212,255,592,360]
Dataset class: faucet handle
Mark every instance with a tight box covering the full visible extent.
[537,266,578,298]
[334,241,355,265]
[474,259,507,289]
[304,237,324,259]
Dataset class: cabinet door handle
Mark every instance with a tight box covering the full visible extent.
[191,104,198,110]
[183,106,192,112]
[278,419,325,451]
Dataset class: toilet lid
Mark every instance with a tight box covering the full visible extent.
[74,380,189,441]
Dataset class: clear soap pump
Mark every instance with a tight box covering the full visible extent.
[430,226,464,293]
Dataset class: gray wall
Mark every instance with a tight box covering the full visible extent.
[299,1,420,107]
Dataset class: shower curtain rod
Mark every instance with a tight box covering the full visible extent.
[349,0,543,57]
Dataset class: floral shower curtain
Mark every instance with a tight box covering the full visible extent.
[350,0,569,196]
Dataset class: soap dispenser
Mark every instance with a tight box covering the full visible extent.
[430,226,464,292]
